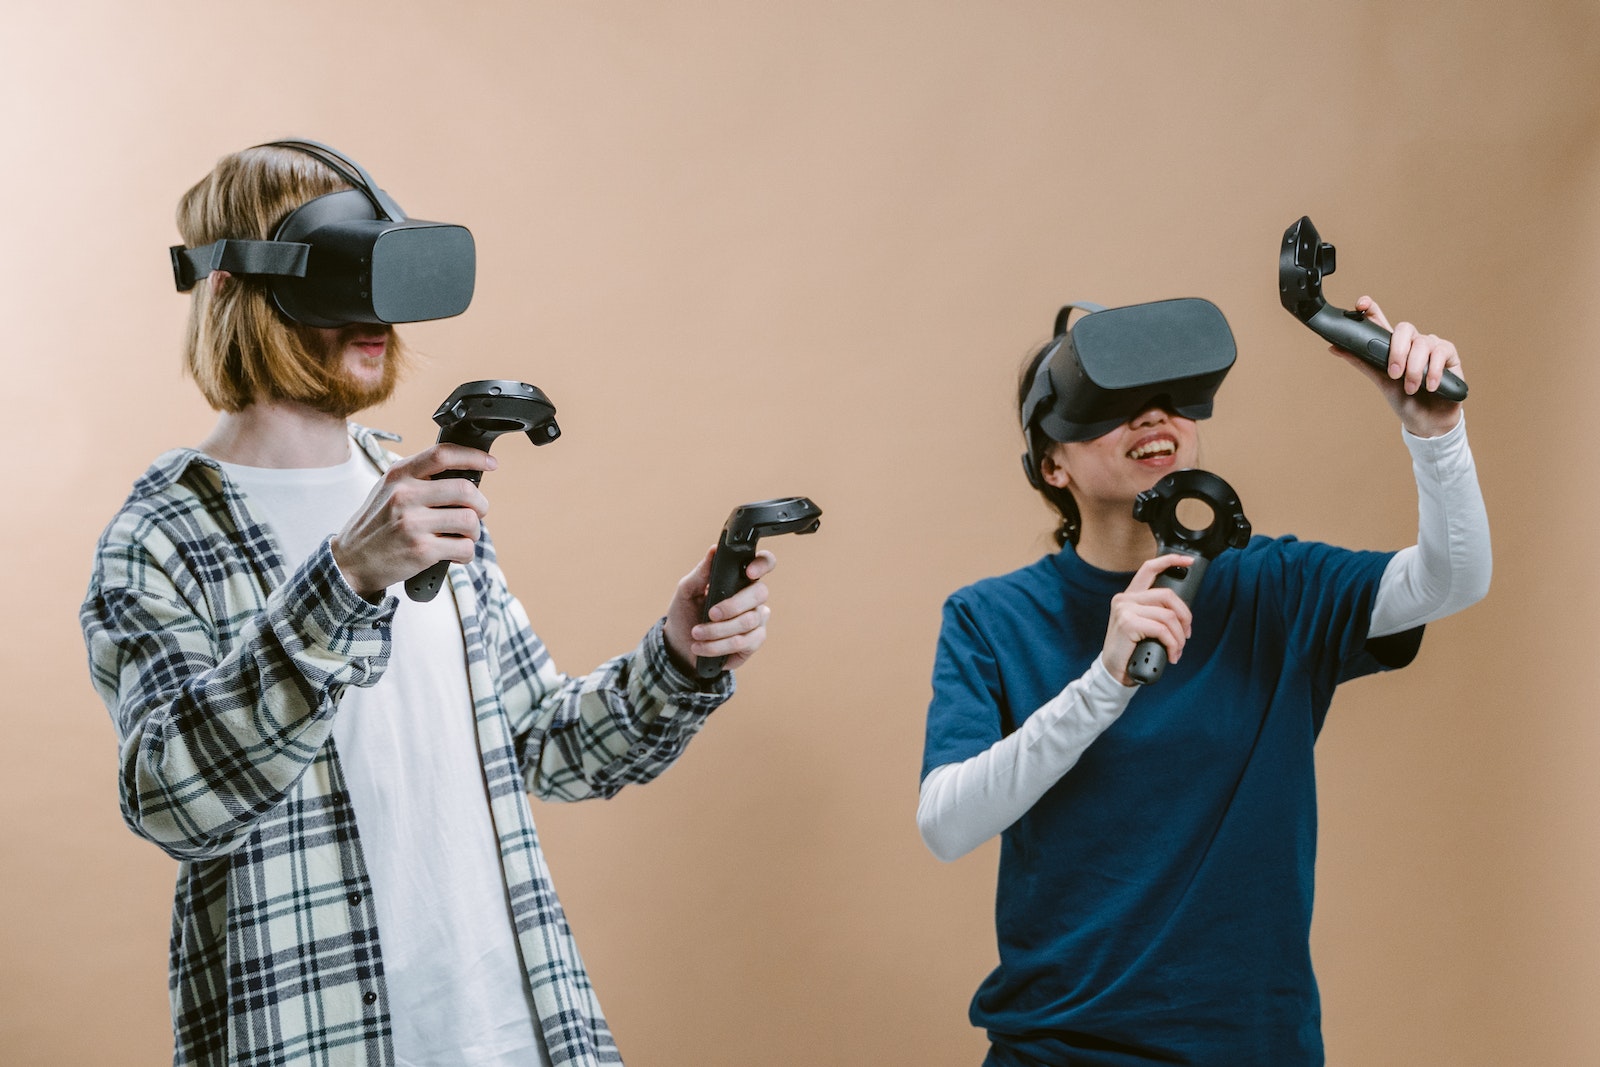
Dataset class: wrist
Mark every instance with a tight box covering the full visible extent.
[1400,406,1462,440]
[1099,649,1137,688]
[329,535,382,603]
[663,631,696,676]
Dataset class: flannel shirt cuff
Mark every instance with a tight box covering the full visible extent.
[641,617,734,714]
[283,539,397,687]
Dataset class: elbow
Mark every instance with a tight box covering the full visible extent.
[919,826,966,864]
[119,755,249,862]
[120,799,240,863]
[916,784,971,864]
[1466,555,1492,607]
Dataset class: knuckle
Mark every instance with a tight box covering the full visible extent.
[390,482,419,509]
[394,511,422,540]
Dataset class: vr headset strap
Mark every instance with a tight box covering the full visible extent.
[1052,301,1107,337]
[1021,300,1108,490]
[261,138,407,222]
[1025,301,1109,429]
[170,239,311,292]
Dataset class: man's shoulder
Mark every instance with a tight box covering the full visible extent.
[125,447,219,501]
[92,448,230,552]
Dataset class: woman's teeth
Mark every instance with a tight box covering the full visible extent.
[1128,439,1176,460]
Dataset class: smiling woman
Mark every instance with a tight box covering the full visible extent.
[916,296,1492,1067]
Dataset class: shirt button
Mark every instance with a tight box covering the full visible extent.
[347,892,363,906]
[363,991,378,1006]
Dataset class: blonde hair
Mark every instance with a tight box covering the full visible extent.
[176,145,408,412]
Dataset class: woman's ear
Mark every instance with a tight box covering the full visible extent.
[1040,443,1071,490]
[207,269,233,295]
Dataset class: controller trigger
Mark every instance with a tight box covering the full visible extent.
[1343,308,1367,321]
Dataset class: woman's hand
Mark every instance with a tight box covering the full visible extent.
[663,546,776,675]
[1332,296,1464,439]
[1102,553,1195,686]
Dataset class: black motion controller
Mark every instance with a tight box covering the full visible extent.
[696,497,822,679]
[405,380,561,603]
[1279,215,1468,402]
[1127,470,1252,686]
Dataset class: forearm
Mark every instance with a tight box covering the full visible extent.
[1371,416,1492,637]
[495,603,732,801]
[86,542,392,859]
[917,658,1135,862]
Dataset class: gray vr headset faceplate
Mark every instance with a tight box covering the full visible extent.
[170,140,475,328]
[269,187,476,328]
[1026,297,1236,445]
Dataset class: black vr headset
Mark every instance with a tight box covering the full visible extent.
[170,139,475,328]
[1020,297,1236,489]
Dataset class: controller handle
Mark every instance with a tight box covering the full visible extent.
[1126,553,1210,686]
[696,497,822,679]
[1279,215,1468,403]
[1307,304,1469,404]
[404,380,561,603]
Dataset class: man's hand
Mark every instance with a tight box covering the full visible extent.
[664,546,776,675]
[1332,296,1465,439]
[330,444,496,599]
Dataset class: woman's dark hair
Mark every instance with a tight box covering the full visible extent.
[1018,344,1081,548]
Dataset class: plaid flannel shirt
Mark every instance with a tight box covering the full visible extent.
[81,424,733,1067]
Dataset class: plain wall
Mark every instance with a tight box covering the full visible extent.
[4,2,1598,1064]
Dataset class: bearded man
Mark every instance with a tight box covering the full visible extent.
[82,142,777,1067]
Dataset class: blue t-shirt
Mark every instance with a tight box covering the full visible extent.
[922,537,1420,1067]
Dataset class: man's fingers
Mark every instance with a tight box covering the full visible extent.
[705,578,770,624]
[692,606,770,657]
[402,476,490,515]
[693,605,767,644]
[406,443,498,479]
[744,549,777,582]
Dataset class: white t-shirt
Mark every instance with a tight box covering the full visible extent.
[220,447,551,1067]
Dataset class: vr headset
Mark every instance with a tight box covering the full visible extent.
[170,139,475,328]
[1020,297,1236,489]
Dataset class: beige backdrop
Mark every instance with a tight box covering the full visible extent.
[3,2,1597,1064]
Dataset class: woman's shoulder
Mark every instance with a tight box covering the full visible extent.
[1218,533,1395,602]
[944,553,1066,613]
[1228,533,1373,568]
